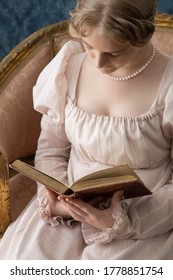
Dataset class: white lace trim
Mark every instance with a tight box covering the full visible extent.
[82,201,128,244]
[38,195,74,227]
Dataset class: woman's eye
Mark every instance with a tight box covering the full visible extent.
[109,53,121,57]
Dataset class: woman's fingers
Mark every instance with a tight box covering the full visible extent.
[44,187,58,200]
[59,196,96,221]
[57,191,124,228]
[111,190,124,207]
[64,198,90,214]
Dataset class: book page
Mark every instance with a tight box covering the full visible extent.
[10,160,68,194]
[72,165,141,186]
[71,176,151,200]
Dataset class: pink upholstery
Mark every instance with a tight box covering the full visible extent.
[0,21,70,231]
[152,28,173,55]
[0,45,51,163]
[9,174,37,221]
[0,45,53,221]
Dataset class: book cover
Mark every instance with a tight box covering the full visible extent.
[9,159,152,199]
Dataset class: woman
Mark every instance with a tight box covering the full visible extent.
[0,0,173,259]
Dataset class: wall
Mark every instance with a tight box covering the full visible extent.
[158,0,173,13]
[0,0,172,60]
[0,0,76,60]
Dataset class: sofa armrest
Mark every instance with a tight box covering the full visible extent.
[0,153,11,237]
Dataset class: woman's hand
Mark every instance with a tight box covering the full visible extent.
[45,187,72,219]
[58,190,123,230]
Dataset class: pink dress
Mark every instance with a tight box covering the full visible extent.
[0,41,173,259]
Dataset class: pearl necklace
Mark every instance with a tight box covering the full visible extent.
[104,45,156,81]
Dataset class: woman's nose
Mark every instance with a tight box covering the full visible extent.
[94,52,107,68]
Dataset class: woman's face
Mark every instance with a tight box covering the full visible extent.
[82,26,141,75]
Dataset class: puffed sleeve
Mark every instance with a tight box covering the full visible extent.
[33,40,83,124]
[32,41,83,226]
[82,82,173,244]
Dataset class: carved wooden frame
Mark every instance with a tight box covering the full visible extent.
[155,13,173,28]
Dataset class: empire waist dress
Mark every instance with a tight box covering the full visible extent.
[0,41,173,259]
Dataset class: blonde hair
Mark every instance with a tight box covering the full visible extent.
[69,0,157,46]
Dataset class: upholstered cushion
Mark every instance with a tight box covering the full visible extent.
[0,21,69,235]
[152,28,173,55]
[0,45,52,227]
[9,174,37,221]
[0,45,51,163]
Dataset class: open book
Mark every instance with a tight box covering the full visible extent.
[9,159,152,200]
